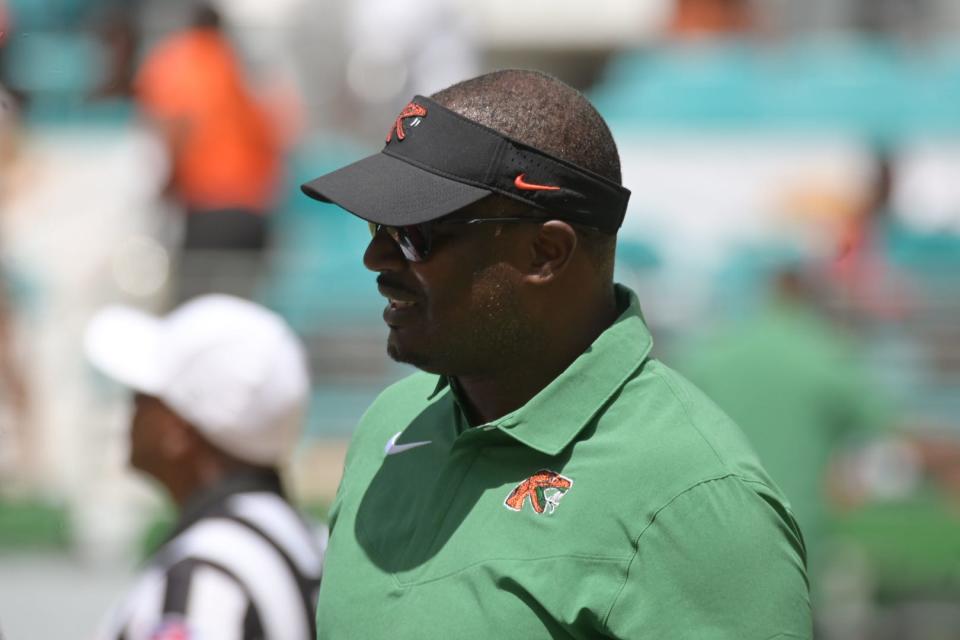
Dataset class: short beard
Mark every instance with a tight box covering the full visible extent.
[386,336,433,371]
[385,264,536,377]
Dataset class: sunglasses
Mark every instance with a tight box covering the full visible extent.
[368,217,545,262]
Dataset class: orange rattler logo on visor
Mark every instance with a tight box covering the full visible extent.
[386,103,427,142]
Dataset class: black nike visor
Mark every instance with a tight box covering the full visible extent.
[301,96,631,234]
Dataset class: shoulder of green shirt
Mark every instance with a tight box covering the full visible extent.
[646,360,788,491]
[603,469,810,637]
[645,359,806,538]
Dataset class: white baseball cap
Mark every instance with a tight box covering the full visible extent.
[84,295,310,466]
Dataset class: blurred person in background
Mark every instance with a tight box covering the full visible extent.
[681,261,960,638]
[0,0,7,53]
[0,77,31,483]
[0,270,29,481]
[831,150,918,322]
[301,69,810,638]
[680,266,890,576]
[89,1,141,101]
[0,0,22,107]
[669,0,755,38]
[135,4,282,302]
[85,295,324,640]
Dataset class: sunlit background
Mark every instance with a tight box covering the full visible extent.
[1,0,959,638]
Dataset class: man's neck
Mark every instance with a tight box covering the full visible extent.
[454,289,619,426]
[164,453,253,508]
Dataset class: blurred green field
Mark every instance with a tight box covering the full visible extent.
[0,498,71,551]
[831,495,960,601]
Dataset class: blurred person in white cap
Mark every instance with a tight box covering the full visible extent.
[85,294,324,640]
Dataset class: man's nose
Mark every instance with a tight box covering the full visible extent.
[363,228,408,272]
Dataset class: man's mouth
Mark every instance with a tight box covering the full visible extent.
[383,294,418,328]
[388,297,416,310]
[378,276,419,307]
[377,277,420,325]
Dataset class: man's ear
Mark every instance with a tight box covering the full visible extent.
[525,220,577,285]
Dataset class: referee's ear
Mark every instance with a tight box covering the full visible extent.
[524,220,577,286]
[162,416,195,460]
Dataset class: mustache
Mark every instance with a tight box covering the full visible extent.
[376,274,418,297]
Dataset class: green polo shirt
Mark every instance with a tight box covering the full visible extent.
[317,285,811,639]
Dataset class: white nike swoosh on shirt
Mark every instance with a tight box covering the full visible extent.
[384,431,433,456]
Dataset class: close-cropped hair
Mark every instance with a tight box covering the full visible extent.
[433,70,620,274]
[431,69,622,186]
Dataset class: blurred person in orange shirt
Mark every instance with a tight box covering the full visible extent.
[135,4,282,301]
[669,0,754,39]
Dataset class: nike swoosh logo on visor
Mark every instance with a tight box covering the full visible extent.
[384,431,433,456]
[514,173,560,192]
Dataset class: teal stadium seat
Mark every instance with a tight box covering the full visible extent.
[592,37,960,141]
[259,138,413,438]
[258,136,385,334]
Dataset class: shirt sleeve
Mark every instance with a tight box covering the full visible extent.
[603,476,812,640]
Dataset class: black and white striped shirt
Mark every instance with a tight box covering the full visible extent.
[97,470,325,640]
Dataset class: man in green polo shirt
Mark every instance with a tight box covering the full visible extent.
[301,69,811,639]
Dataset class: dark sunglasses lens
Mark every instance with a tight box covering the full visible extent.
[368,222,429,262]
[398,225,429,262]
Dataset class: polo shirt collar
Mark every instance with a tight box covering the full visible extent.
[430,284,653,456]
